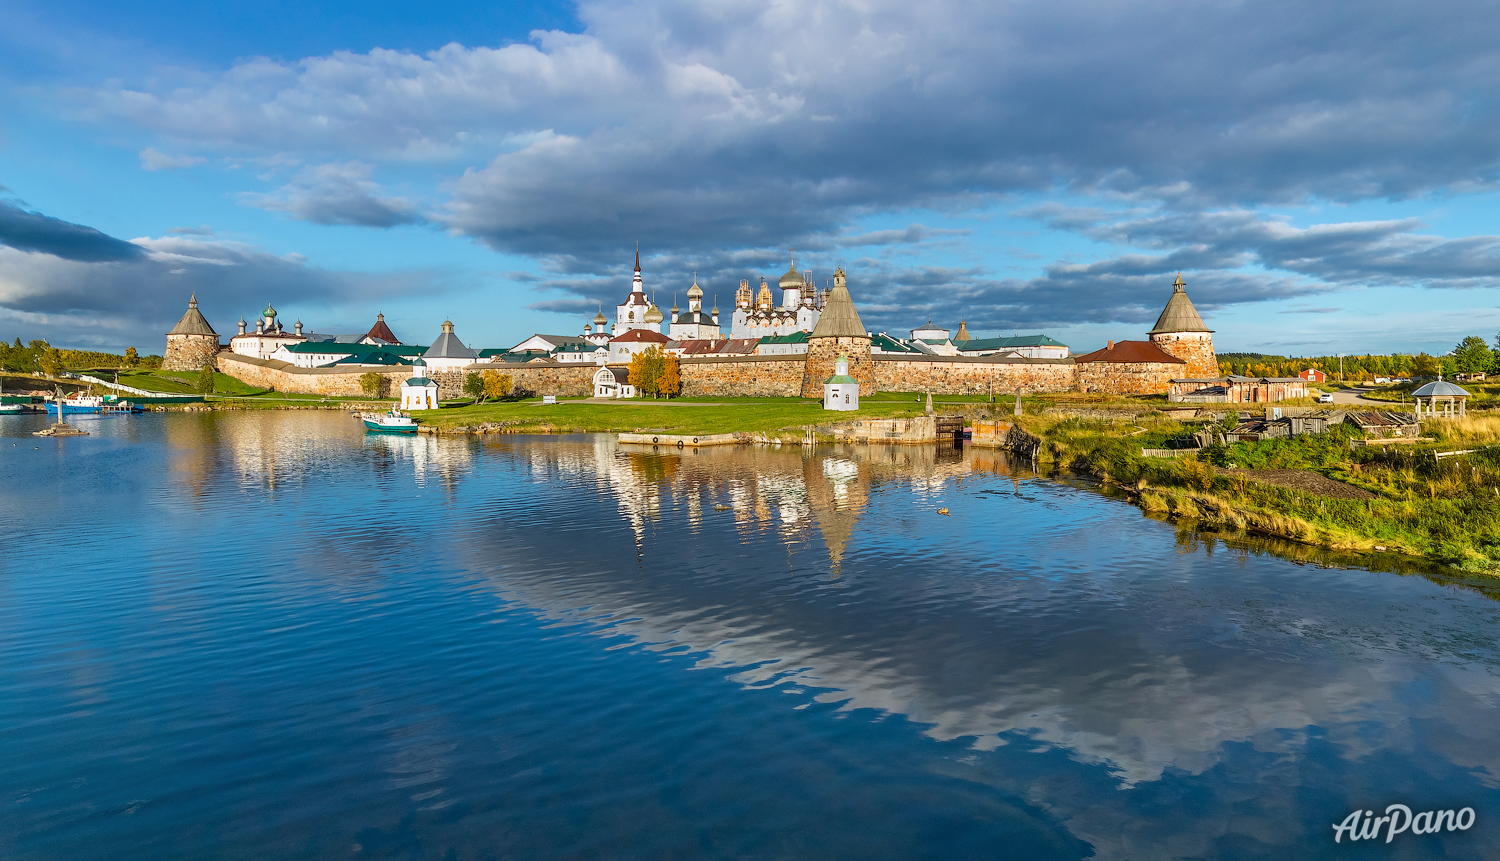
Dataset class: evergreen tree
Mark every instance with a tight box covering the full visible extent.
[463,372,485,401]
[195,363,215,394]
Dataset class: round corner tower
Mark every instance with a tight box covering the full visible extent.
[801,267,875,398]
[163,294,222,371]
[1147,274,1218,378]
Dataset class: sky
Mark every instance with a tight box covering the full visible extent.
[2,0,1499,356]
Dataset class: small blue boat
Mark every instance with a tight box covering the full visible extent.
[45,395,143,415]
[361,410,418,434]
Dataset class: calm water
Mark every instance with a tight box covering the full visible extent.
[3,411,1499,860]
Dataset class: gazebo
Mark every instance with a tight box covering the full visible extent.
[1411,379,1469,418]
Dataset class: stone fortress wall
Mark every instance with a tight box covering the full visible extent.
[208,274,1213,400]
[162,334,221,372]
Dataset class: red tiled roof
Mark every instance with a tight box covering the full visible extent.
[609,329,670,344]
[365,315,400,345]
[677,337,759,355]
[1073,340,1185,364]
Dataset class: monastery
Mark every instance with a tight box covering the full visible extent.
[175,254,1225,403]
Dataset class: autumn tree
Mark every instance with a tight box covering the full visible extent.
[1411,353,1441,378]
[39,347,61,377]
[482,370,513,400]
[657,351,681,398]
[629,347,664,398]
[124,347,139,368]
[359,372,384,397]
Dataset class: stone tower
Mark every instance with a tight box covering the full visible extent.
[1148,273,1217,378]
[801,267,874,398]
[163,294,221,371]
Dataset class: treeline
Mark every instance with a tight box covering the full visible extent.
[1219,334,1500,379]
[0,339,163,374]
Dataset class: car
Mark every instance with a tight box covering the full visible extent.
[1319,393,1335,403]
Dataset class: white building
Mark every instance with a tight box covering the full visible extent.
[229,304,305,359]
[422,320,477,373]
[609,324,670,363]
[616,250,657,335]
[668,277,721,340]
[823,354,859,411]
[909,320,960,355]
[731,252,825,338]
[401,359,440,410]
[593,366,636,398]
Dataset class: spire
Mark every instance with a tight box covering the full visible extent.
[634,243,640,273]
[1148,272,1213,334]
[168,293,218,336]
[809,267,866,338]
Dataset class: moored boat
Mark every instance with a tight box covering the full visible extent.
[45,394,144,415]
[361,410,418,434]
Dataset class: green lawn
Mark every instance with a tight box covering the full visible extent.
[418,396,940,435]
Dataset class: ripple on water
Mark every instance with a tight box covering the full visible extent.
[2,412,1498,861]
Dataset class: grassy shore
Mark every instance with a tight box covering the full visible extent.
[1022,411,1500,570]
[413,395,941,435]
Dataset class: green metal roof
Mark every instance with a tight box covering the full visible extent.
[869,332,921,353]
[757,331,810,344]
[825,374,857,384]
[404,377,437,387]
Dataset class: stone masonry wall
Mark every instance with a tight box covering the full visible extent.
[163,334,221,371]
[802,337,874,398]
[681,356,805,397]
[219,354,600,399]
[871,356,1074,395]
[1150,333,1218,378]
[1075,360,1183,395]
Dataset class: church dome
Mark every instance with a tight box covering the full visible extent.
[687,279,703,299]
[644,303,664,324]
[593,309,608,325]
[779,252,804,289]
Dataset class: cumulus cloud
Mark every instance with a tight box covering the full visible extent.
[47,0,1500,339]
[242,162,425,227]
[0,194,145,262]
[0,204,450,348]
[139,148,206,171]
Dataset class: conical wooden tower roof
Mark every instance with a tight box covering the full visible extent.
[1148,273,1212,334]
[809,269,866,338]
[168,294,217,336]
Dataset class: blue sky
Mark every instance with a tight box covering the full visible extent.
[2,0,1499,356]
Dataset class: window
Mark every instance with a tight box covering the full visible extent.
[844,394,850,404]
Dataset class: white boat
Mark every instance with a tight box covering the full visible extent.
[361,410,418,434]
[0,403,23,414]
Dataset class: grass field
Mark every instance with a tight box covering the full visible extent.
[417,395,946,435]
[1021,411,1500,570]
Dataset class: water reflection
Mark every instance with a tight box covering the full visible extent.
[6,413,1499,861]
[448,436,1500,858]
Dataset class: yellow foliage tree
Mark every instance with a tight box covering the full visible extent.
[629,347,664,397]
[482,371,513,400]
[657,351,681,398]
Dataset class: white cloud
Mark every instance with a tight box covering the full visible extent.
[138,147,206,171]
[241,161,424,227]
